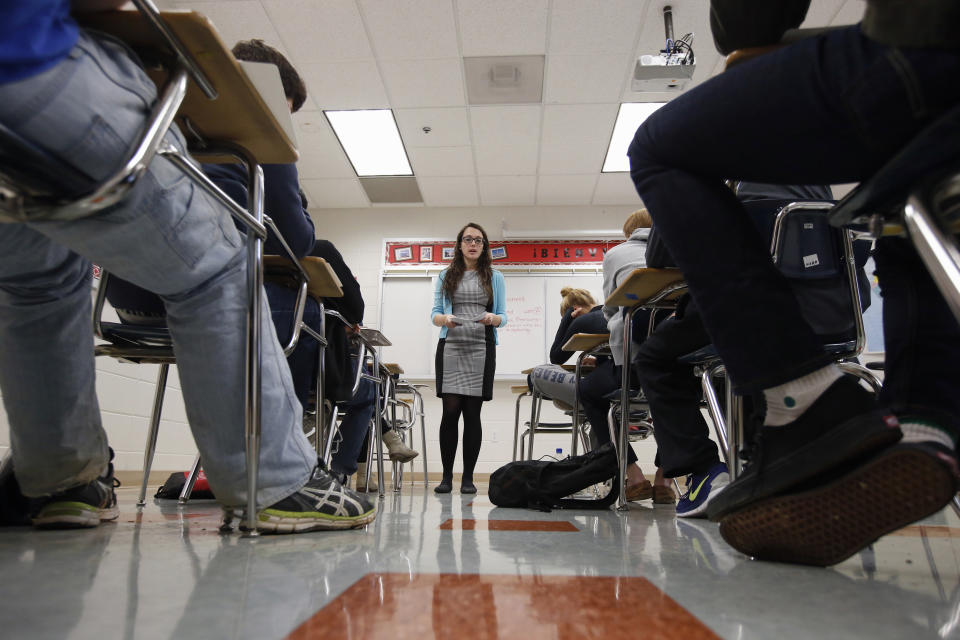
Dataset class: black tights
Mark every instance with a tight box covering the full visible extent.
[438,394,484,482]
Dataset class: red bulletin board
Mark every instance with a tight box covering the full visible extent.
[385,240,619,266]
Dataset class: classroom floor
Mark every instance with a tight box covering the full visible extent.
[1,479,959,639]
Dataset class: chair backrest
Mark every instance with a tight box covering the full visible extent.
[769,201,867,355]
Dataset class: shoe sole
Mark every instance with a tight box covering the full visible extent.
[33,501,119,529]
[257,507,377,534]
[718,446,958,566]
[388,453,419,463]
[707,409,901,521]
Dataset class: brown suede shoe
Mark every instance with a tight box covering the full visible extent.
[653,484,676,504]
[625,479,653,501]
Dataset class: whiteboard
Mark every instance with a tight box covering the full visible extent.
[378,272,604,379]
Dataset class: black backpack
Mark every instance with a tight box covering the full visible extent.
[488,443,620,512]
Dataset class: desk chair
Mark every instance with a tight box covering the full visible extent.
[7,3,299,535]
[691,202,882,483]
[510,384,531,461]
[384,366,430,489]
[605,268,687,511]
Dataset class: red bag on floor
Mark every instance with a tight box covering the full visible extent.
[154,470,215,500]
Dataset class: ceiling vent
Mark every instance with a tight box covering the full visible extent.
[464,55,544,104]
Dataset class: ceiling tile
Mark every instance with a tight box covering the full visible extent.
[360,177,423,203]
[358,0,459,59]
[379,58,465,108]
[395,108,471,148]
[290,110,356,179]
[300,178,370,208]
[548,0,649,55]
[168,1,283,53]
[478,176,536,206]
[539,104,618,175]
[417,176,480,207]
[536,174,597,205]
[592,172,642,206]
[470,106,541,175]
[408,147,475,177]
[544,54,630,104]
[457,0,549,56]
[298,61,389,109]
[263,0,373,63]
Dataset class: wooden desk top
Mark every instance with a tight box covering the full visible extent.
[78,10,297,164]
[511,385,530,394]
[358,327,392,347]
[383,363,404,375]
[263,256,343,300]
[561,333,610,352]
[606,268,686,308]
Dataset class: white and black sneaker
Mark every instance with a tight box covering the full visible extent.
[257,468,376,533]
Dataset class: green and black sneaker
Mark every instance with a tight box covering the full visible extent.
[32,455,120,529]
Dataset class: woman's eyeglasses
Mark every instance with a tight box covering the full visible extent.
[461,236,484,245]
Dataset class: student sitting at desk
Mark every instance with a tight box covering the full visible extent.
[0,2,373,532]
[578,210,673,504]
[527,287,605,411]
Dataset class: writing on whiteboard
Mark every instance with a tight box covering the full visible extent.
[502,295,544,337]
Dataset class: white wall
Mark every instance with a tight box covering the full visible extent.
[0,205,667,477]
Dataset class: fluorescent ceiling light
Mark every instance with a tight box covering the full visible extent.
[325,110,412,176]
[601,102,665,173]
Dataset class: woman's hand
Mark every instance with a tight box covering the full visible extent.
[479,313,501,327]
[442,314,459,328]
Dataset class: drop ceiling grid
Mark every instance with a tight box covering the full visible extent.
[156,0,862,209]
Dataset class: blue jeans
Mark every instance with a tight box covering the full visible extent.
[628,26,960,430]
[265,282,324,407]
[0,31,315,505]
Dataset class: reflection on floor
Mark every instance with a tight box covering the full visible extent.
[1,482,960,639]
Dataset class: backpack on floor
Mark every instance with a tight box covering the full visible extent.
[488,442,620,512]
[154,470,216,500]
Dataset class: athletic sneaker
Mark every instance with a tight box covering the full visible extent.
[717,441,960,566]
[677,462,729,518]
[257,468,376,534]
[32,456,120,529]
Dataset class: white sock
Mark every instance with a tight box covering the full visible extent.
[762,364,843,427]
[900,419,956,449]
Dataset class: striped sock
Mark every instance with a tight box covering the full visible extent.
[762,364,843,427]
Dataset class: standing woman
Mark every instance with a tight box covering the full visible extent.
[431,223,507,494]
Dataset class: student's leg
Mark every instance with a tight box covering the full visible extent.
[0,30,314,507]
[634,302,721,478]
[265,282,322,407]
[330,376,377,477]
[529,364,577,407]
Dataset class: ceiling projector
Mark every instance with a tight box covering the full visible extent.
[632,5,695,92]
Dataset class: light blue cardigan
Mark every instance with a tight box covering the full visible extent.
[431,268,508,344]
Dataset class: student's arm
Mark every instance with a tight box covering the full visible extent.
[549,308,577,364]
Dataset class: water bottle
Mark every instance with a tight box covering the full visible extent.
[556,447,563,459]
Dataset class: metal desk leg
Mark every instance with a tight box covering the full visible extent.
[138,364,169,506]
[616,305,639,512]
[242,157,264,537]
[701,364,729,467]
[512,390,529,462]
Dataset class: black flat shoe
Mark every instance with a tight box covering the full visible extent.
[434,479,452,494]
[460,481,477,494]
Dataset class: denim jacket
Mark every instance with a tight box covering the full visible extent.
[431,268,508,344]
